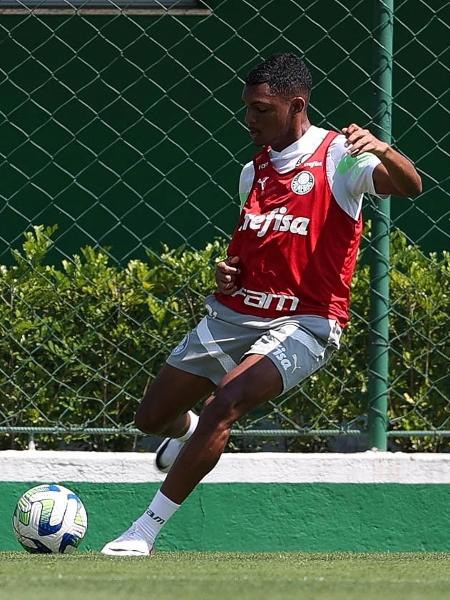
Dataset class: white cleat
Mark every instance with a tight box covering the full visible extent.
[101,524,155,557]
[155,411,199,473]
[155,437,185,473]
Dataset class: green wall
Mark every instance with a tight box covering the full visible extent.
[0,0,448,264]
[2,482,450,552]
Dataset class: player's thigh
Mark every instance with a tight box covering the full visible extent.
[247,322,334,393]
[201,324,334,425]
[138,310,257,428]
[136,363,215,425]
[201,354,283,426]
[166,312,260,387]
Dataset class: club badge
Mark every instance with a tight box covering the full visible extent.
[291,171,315,195]
[171,334,189,356]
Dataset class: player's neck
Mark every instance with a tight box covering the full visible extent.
[270,119,311,152]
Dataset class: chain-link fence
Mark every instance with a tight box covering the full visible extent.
[0,0,448,451]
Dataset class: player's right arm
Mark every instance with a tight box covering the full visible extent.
[215,256,240,295]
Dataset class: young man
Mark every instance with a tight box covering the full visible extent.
[101,53,421,556]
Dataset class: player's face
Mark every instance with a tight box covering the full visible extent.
[242,83,301,151]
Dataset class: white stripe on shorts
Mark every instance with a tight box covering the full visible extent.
[291,327,326,357]
[197,318,238,373]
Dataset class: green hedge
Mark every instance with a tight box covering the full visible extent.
[0,225,448,451]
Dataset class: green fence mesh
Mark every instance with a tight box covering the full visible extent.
[0,0,448,451]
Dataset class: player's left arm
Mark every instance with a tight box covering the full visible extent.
[342,123,422,197]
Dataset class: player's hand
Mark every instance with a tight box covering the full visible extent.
[215,256,240,295]
[342,124,389,159]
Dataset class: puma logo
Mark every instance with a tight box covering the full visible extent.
[292,354,302,373]
[257,177,269,191]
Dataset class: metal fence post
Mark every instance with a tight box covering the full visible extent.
[368,0,394,451]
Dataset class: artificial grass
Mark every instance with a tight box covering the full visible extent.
[1,551,450,600]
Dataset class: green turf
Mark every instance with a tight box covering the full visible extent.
[1,552,450,600]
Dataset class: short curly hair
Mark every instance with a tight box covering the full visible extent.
[245,53,312,102]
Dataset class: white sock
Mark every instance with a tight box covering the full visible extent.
[177,410,199,442]
[134,490,180,545]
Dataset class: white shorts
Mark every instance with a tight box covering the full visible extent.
[166,295,338,393]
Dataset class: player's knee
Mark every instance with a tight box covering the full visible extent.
[134,383,168,434]
[201,387,242,431]
[134,406,166,435]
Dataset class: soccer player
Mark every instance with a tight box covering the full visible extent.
[101,53,422,556]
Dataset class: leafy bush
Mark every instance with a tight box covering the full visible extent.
[0,226,222,450]
[0,225,448,451]
[293,230,450,452]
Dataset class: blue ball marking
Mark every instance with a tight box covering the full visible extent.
[59,532,81,553]
[37,493,68,536]
[21,538,53,554]
[38,520,63,536]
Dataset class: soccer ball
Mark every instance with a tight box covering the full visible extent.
[12,484,88,554]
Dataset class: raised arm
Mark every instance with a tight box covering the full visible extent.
[342,123,422,197]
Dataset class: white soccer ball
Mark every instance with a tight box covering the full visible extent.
[12,484,88,554]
